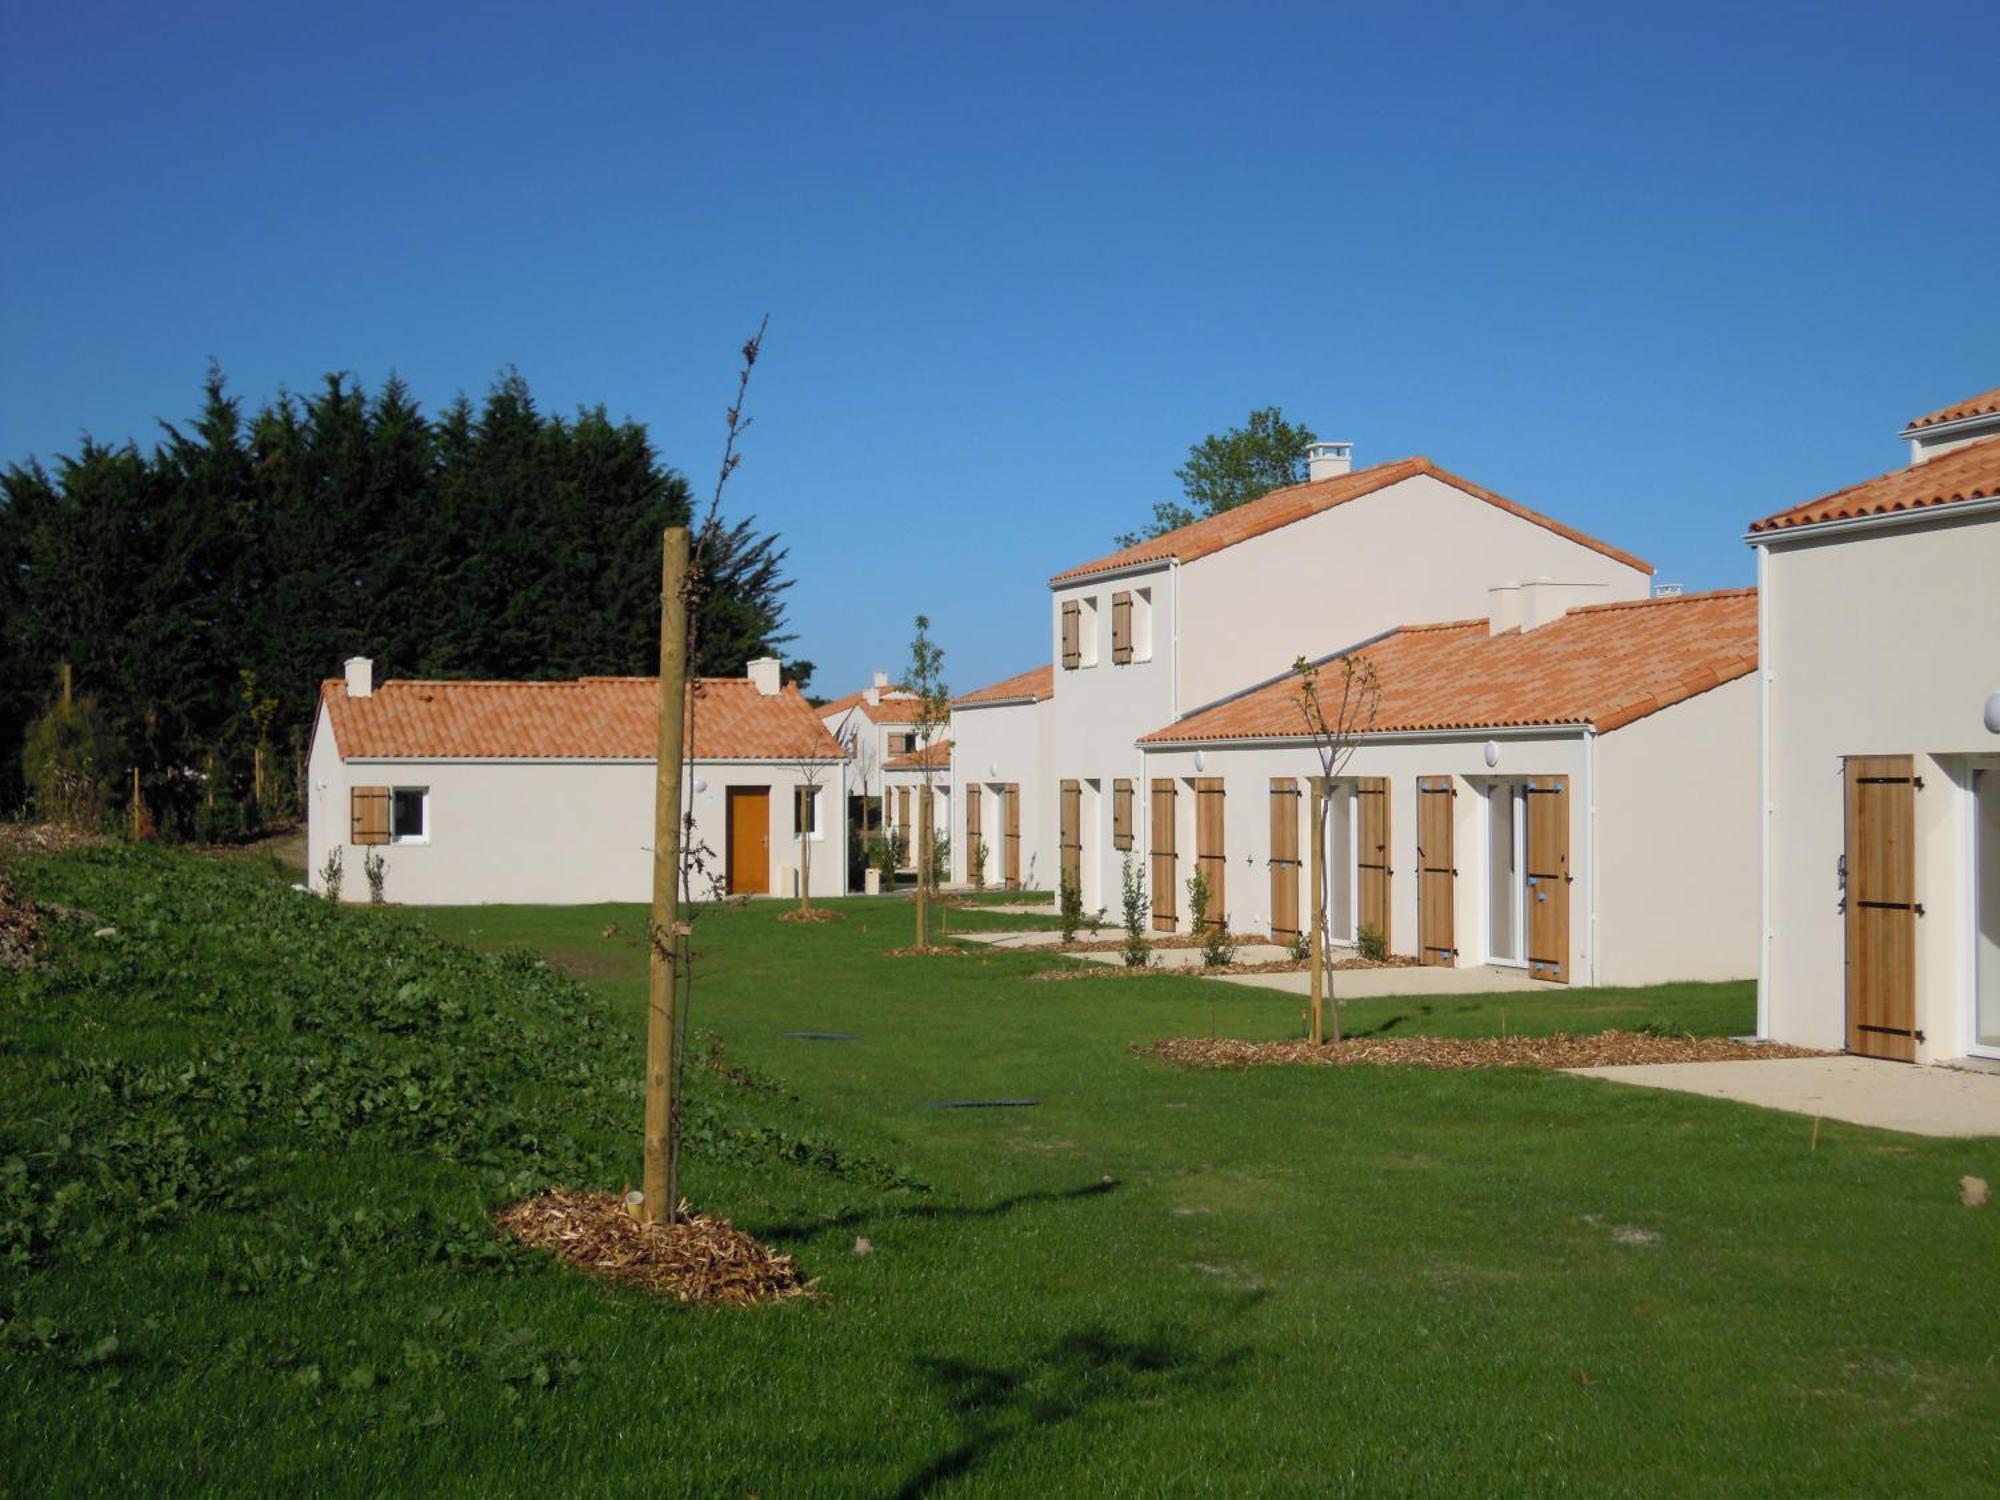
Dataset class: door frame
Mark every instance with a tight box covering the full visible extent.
[1483,780,1530,968]
[1964,758,2000,1061]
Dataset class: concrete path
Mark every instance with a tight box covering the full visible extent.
[1211,963,1544,1000]
[1566,1055,2000,1138]
[954,929,1068,949]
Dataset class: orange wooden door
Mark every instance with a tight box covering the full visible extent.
[1525,776,1569,983]
[1417,777,1456,967]
[1845,756,1917,1062]
[726,787,770,895]
[1356,777,1390,948]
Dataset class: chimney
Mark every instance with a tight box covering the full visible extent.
[344,656,374,698]
[1491,578,1608,634]
[746,656,782,696]
[866,668,889,705]
[1306,441,1353,482]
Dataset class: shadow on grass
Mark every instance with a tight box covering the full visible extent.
[893,1293,1262,1497]
[755,1176,1119,1242]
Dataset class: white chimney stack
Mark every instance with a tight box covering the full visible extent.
[746,657,782,696]
[1306,441,1353,482]
[1489,578,1608,635]
[344,656,374,698]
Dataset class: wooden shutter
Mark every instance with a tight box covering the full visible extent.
[1150,779,1178,930]
[350,786,390,845]
[1059,780,1081,885]
[1061,601,1081,669]
[1417,777,1456,967]
[1356,776,1391,948]
[1844,755,1918,1061]
[1195,778,1226,931]
[966,784,981,843]
[1525,775,1570,983]
[897,786,911,846]
[1111,592,1133,664]
[1003,784,1022,889]
[1112,778,1133,850]
[1268,778,1301,940]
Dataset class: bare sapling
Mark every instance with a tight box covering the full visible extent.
[1293,652,1381,1045]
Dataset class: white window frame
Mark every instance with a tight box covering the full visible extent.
[1484,780,1529,968]
[797,783,825,841]
[390,786,430,845]
[1967,759,2000,1060]
[1078,595,1100,668]
[1318,780,1360,948]
[1130,587,1154,663]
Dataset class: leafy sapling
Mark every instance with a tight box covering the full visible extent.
[1120,855,1151,968]
[363,849,387,904]
[1058,871,1084,944]
[320,845,344,903]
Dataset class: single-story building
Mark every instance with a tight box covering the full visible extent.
[307,656,848,904]
[1750,388,2000,1064]
[1135,586,1760,986]
[946,665,1054,890]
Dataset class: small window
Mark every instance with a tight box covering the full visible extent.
[1078,596,1100,668]
[796,785,821,838]
[1130,587,1153,662]
[391,787,429,843]
[889,730,915,756]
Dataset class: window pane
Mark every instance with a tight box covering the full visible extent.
[392,788,425,840]
[1978,770,2000,1049]
[1488,784,1518,961]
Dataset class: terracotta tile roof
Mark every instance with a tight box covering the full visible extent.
[1748,435,2000,534]
[885,738,951,771]
[817,687,926,724]
[1139,588,1757,744]
[952,664,1055,707]
[1050,456,1651,584]
[1903,384,2000,433]
[321,676,844,761]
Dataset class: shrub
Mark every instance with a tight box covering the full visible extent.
[1120,855,1151,968]
[363,848,387,904]
[1201,916,1237,969]
[319,845,344,903]
[1286,928,1311,962]
[928,828,950,887]
[1357,923,1388,963]
[968,838,988,890]
[1058,871,1083,943]
[21,691,119,830]
[1185,868,1212,937]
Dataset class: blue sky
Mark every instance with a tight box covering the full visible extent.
[4,1,1996,698]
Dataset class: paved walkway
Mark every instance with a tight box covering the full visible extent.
[1212,963,1544,1000]
[1566,1055,2000,1138]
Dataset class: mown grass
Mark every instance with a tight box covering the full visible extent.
[5,848,1998,1496]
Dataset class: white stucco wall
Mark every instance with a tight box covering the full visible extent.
[1760,507,2000,1060]
[1592,675,1759,986]
[307,707,847,905]
[948,696,1055,890]
[1139,735,1596,982]
[1174,474,1652,713]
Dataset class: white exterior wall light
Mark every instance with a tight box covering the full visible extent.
[1194,750,1206,772]
[987,762,998,779]
[1984,692,2000,735]
[1483,740,1501,769]
[692,776,708,794]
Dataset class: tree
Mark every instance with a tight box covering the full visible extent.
[1293,651,1382,1045]
[1116,407,1318,546]
[902,615,949,950]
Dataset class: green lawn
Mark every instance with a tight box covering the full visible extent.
[5,847,1998,1496]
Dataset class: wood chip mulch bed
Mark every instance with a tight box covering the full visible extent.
[1030,954,1416,982]
[776,907,842,923]
[884,944,971,958]
[497,1189,815,1305]
[0,871,41,971]
[1136,1031,1829,1071]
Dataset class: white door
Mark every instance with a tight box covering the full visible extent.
[1486,781,1528,966]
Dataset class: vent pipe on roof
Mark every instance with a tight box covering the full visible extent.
[747,657,782,696]
[344,657,374,698]
[1306,441,1353,482]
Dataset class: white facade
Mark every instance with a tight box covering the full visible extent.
[1756,493,2000,1062]
[948,693,1055,890]
[1046,465,1652,918]
[819,671,938,802]
[1138,675,1756,986]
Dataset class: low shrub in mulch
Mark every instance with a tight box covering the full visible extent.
[1136,1031,1828,1072]
[776,907,842,924]
[497,1189,814,1305]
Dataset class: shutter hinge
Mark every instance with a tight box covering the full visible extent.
[1915,1030,1926,1043]
[1915,903,1926,917]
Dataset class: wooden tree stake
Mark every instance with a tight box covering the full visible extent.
[1310,782,1326,1046]
[644,525,690,1225]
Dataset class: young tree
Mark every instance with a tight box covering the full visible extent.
[1293,652,1382,1045]
[791,755,833,916]
[902,615,949,950]
[1117,406,1318,546]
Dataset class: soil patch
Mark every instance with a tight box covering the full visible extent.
[776,907,842,924]
[497,1189,814,1305]
[1137,1031,1828,1071]
[884,945,970,958]
[0,823,105,868]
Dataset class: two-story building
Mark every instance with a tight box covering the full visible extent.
[1750,384,2000,1065]
[1042,445,1654,916]
[946,665,1055,889]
